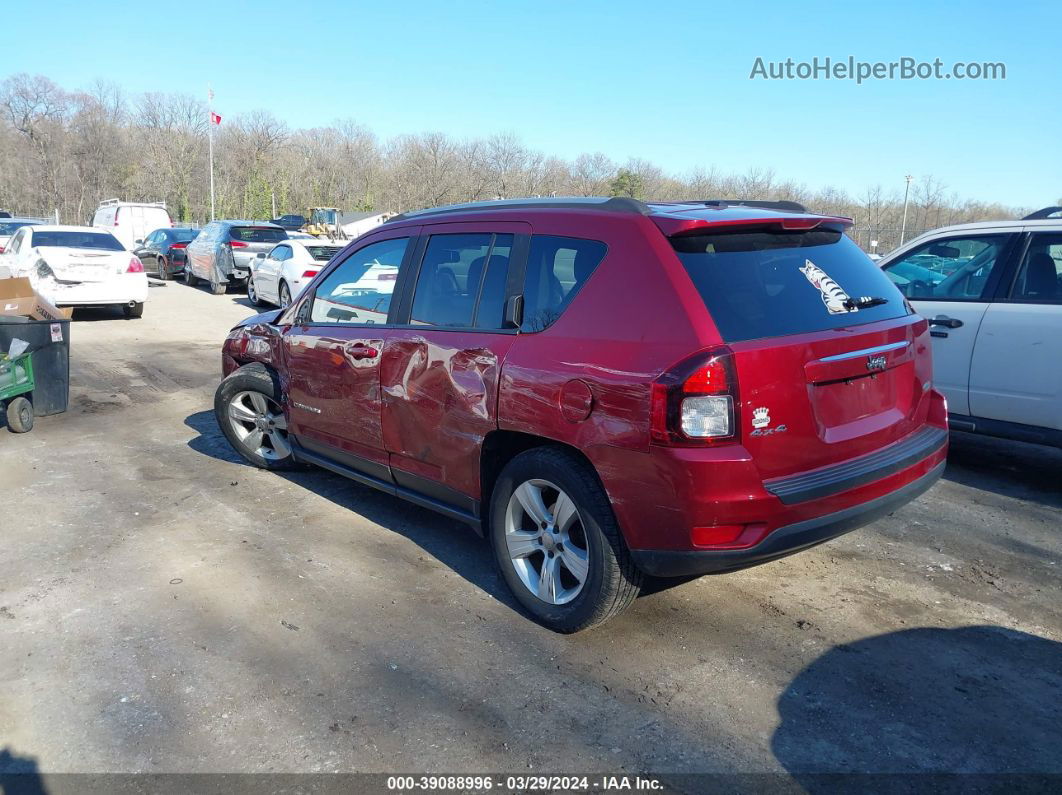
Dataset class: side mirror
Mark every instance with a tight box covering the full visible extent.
[134,238,143,245]
[256,252,266,258]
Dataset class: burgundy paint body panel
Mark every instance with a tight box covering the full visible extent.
[382,330,514,499]
[283,325,387,467]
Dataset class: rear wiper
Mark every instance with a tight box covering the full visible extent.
[844,295,889,310]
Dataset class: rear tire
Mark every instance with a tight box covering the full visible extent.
[214,363,298,470]
[156,256,169,280]
[123,302,144,319]
[489,447,642,633]
[278,281,292,308]
[6,396,34,433]
[184,267,198,286]
[210,279,227,295]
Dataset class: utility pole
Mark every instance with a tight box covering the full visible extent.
[900,174,914,245]
[208,85,216,222]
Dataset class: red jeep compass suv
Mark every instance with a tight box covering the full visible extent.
[215,197,948,632]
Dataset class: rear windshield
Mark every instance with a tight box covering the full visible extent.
[305,245,341,261]
[229,226,287,243]
[169,228,199,242]
[33,231,125,251]
[672,229,909,342]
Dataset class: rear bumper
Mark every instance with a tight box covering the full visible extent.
[631,459,945,577]
[49,273,149,306]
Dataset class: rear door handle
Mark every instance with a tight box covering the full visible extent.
[928,315,963,329]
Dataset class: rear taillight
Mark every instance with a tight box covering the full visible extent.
[126,257,145,273]
[301,270,319,279]
[0,246,5,254]
[170,242,187,250]
[650,346,738,445]
[228,240,247,248]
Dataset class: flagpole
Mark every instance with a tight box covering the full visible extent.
[208,84,216,222]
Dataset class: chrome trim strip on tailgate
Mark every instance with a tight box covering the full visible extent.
[763,426,947,505]
[818,340,910,362]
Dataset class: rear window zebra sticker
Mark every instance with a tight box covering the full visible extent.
[799,259,855,315]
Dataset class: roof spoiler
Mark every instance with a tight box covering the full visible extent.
[1023,206,1062,220]
[677,199,808,213]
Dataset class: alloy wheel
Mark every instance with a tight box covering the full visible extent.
[226,390,290,460]
[504,479,590,605]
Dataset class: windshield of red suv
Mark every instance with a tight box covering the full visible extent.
[671,228,909,342]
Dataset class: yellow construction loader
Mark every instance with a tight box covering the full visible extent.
[303,208,348,241]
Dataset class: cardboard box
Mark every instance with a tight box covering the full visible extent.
[0,277,73,321]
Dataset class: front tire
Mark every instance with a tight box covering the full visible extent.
[214,363,297,470]
[6,396,34,433]
[247,276,263,307]
[489,447,642,633]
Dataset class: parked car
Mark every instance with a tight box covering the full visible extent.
[91,200,172,250]
[133,227,200,280]
[214,197,948,632]
[271,214,307,231]
[0,218,44,254]
[248,239,344,308]
[880,205,1062,448]
[1,225,147,318]
[184,221,288,294]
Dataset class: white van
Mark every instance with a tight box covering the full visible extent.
[92,199,172,251]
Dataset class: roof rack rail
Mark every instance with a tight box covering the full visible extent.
[679,199,808,213]
[1023,206,1062,220]
[97,198,168,209]
[388,196,650,223]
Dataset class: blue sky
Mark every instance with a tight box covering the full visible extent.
[2,0,1059,207]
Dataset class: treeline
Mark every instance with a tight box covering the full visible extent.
[0,73,1032,250]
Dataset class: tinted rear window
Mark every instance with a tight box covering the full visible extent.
[170,228,199,242]
[672,229,909,342]
[305,245,342,261]
[33,231,125,251]
[230,226,287,243]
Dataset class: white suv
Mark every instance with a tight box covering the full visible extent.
[880,206,1062,448]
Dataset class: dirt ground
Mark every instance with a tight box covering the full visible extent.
[1,280,1060,782]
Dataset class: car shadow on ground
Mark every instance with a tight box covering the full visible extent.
[183,409,523,615]
[0,747,47,794]
[944,431,1062,509]
[772,625,1062,785]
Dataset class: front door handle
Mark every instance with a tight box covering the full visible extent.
[928,315,963,329]
[345,342,378,360]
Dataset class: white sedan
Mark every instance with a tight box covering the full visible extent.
[0,225,148,318]
[248,239,344,308]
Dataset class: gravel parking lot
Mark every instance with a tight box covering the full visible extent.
[2,281,1060,781]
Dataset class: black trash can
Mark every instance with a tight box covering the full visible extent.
[0,317,71,416]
